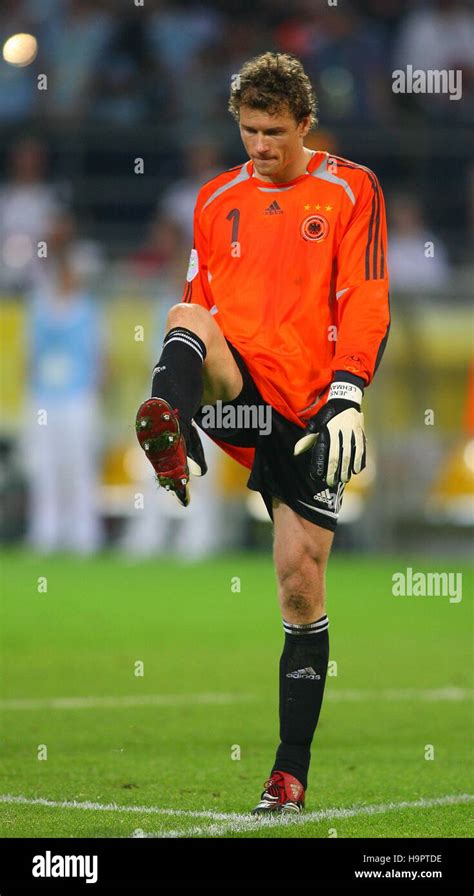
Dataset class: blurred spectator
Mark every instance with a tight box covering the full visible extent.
[43,0,115,119]
[0,63,36,124]
[0,137,62,290]
[25,230,103,553]
[276,3,392,123]
[48,207,104,281]
[146,0,222,84]
[128,214,187,280]
[393,0,474,120]
[176,41,231,144]
[92,10,154,124]
[273,2,331,59]
[159,141,221,242]
[394,0,474,73]
[172,16,270,148]
[25,0,63,22]
[388,193,450,291]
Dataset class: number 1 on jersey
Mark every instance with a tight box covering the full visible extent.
[227,208,240,244]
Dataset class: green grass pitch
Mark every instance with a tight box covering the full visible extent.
[0,549,472,838]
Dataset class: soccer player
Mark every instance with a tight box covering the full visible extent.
[136,53,390,814]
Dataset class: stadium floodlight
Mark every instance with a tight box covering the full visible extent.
[2,33,38,68]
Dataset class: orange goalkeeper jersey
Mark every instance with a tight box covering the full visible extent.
[182,150,390,467]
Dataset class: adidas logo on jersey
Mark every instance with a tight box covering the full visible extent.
[264,201,283,215]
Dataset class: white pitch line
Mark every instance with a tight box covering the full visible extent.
[1,793,471,840]
[0,794,243,823]
[0,688,471,712]
[149,794,474,838]
[0,693,254,711]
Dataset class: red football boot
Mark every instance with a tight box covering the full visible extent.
[135,398,191,507]
[251,771,305,815]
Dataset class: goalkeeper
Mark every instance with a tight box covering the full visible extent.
[136,52,390,814]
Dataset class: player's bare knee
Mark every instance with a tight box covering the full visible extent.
[281,589,315,620]
[166,303,213,345]
[277,556,326,622]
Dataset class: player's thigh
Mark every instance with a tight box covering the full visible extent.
[166,302,242,404]
[272,498,334,612]
[201,329,244,405]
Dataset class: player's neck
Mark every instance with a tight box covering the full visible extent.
[253,147,315,185]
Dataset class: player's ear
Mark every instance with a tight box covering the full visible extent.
[297,115,311,139]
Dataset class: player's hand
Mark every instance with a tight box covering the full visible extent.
[293,381,366,487]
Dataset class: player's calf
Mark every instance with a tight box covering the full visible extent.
[165,304,243,405]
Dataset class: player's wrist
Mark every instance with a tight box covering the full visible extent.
[332,370,365,399]
[327,380,363,408]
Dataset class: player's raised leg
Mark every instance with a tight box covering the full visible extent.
[135,303,243,505]
[252,500,333,813]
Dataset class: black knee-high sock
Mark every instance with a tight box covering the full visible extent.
[151,327,207,443]
[271,615,329,791]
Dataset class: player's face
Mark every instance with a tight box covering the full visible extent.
[239,106,310,181]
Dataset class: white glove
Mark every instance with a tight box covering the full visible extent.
[294,381,366,487]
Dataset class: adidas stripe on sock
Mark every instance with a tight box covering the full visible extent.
[283,615,329,636]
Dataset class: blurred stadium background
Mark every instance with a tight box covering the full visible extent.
[0,0,474,556]
[0,0,473,558]
[0,0,473,843]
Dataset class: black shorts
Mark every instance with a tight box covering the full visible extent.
[193,341,344,531]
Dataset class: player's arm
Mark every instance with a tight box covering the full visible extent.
[181,198,214,310]
[295,169,390,487]
[331,167,390,387]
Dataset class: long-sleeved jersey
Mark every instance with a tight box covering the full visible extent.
[182,150,390,468]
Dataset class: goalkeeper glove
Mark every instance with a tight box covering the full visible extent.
[294,380,366,487]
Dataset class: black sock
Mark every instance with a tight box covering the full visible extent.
[151,326,207,443]
[271,615,329,791]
